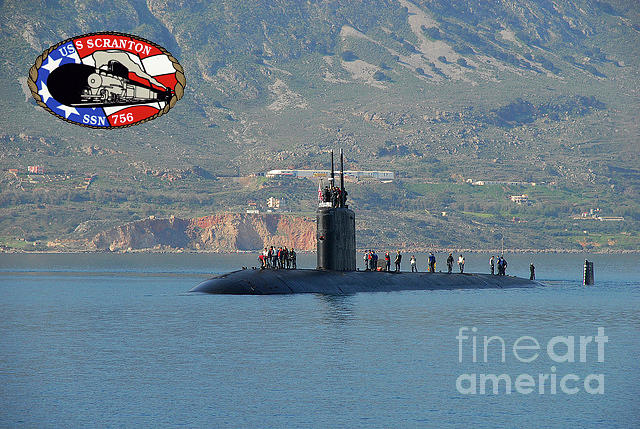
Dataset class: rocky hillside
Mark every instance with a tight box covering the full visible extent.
[90,213,316,252]
[0,0,638,252]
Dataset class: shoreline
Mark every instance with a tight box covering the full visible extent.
[2,248,638,255]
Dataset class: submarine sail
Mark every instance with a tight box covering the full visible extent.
[317,149,356,271]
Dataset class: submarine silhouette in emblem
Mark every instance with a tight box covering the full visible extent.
[47,61,172,107]
[191,150,537,295]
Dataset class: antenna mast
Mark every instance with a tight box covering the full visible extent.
[330,150,335,185]
[340,149,345,207]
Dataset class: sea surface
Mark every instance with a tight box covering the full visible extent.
[1,252,639,428]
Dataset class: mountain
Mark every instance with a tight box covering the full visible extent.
[0,0,639,252]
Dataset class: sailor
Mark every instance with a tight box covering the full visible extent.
[394,251,402,272]
[331,186,340,208]
[410,255,417,272]
[384,252,391,271]
[341,188,348,207]
[447,253,454,273]
[428,252,436,273]
[277,247,283,269]
[530,263,535,280]
[268,246,274,268]
[290,248,296,269]
[283,247,290,269]
[258,253,265,269]
[490,256,495,275]
[458,254,465,273]
[323,186,330,203]
[498,256,507,275]
[363,251,369,271]
[367,251,373,271]
[372,251,379,271]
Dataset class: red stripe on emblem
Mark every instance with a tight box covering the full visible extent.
[107,105,160,127]
[153,73,179,91]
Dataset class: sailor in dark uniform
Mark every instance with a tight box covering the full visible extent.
[530,263,535,280]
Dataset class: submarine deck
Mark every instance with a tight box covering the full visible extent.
[190,268,537,295]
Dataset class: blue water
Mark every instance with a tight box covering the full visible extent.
[1,253,639,428]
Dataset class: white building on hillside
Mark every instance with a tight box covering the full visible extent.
[266,169,394,180]
[510,194,529,204]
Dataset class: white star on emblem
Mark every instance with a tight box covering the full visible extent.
[41,56,62,73]
[58,104,79,119]
[38,81,53,103]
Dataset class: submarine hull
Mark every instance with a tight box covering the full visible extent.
[190,269,537,295]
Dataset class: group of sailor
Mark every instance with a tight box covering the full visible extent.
[259,246,296,269]
[413,252,466,274]
[361,251,522,276]
[489,255,509,275]
[257,246,529,277]
[363,250,403,271]
[320,185,347,208]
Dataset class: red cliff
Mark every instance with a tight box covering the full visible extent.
[90,213,316,252]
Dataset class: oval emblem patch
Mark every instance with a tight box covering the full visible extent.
[28,32,185,128]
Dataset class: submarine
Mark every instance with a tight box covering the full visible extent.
[191,150,537,295]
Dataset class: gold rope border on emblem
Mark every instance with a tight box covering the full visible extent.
[27,31,186,129]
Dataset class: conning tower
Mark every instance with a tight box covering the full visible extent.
[316,149,356,271]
